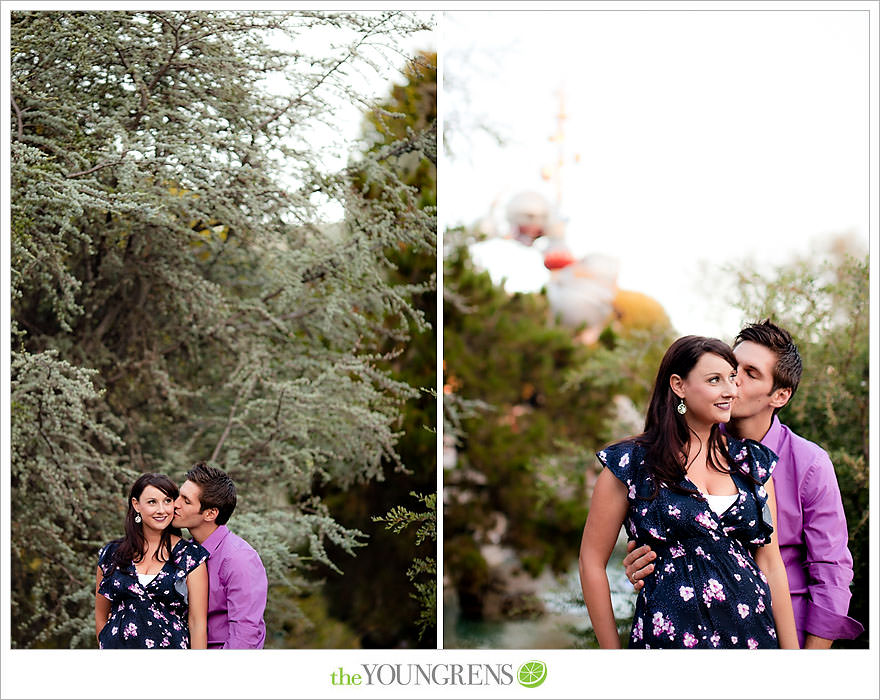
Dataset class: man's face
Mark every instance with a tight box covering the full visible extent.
[172,480,206,530]
[731,340,780,420]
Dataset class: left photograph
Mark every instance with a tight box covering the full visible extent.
[9,10,436,649]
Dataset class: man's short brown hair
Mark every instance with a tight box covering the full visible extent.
[185,462,237,525]
[735,319,803,415]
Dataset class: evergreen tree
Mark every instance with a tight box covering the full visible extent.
[317,51,437,647]
[10,10,434,648]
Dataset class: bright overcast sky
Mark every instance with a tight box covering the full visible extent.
[441,8,869,340]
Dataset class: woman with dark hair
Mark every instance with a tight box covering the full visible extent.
[579,336,798,648]
[94,473,209,648]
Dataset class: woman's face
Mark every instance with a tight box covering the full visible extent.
[132,485,175,533]
[674,352,738,428]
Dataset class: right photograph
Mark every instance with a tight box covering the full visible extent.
[441,9,869,650]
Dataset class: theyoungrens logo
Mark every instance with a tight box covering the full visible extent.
[329,661,547,688]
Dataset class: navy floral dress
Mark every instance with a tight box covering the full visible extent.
[97,538,209,649]
[598,436,779,649]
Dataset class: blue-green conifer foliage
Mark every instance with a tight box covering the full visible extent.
[10,10,434,648]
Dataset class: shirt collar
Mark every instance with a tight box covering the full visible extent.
[199,524,229,556]
[760,414,783,452]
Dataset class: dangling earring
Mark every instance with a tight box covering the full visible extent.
[676,398,687,415]
[134,513,142,524]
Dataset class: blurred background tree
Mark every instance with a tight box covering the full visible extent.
[443,236,673,629]
[725,238,869,648]
[10,10,435,649]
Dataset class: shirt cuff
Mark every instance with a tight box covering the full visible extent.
[804,599,864,641]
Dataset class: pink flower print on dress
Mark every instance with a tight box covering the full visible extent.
[747,638,759,650]
[667,504,681,518]
[768,627,776,639]
[619,452,630,468]
[633,616,643,642]
[731,636,738,644]
[702,578,726,607]
[145,639,154,648]
[648,527,664,540]
[694,546,711,561]
[679,586,695,601]
[710,631,721,647]
[737,604,750,619]
[756,598,765,614]
[669,544,685,558]
[664,562,675,573]
[651,611,676,641]
[628,483,636,499]
[598,450,606,462]
[683,632,698,648]
[695,511,717,531]
[123,622,138,639]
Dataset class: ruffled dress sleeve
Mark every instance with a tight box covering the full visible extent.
[170,540,210,602]
[596,440,639,501]
[737,438,779,545]
[97,541,122,601]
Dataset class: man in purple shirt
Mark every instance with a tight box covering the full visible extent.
[624,320,863,648]
[172,462,268,649]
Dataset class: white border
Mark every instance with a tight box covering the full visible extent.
[3,2,878,700]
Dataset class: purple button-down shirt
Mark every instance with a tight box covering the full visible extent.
[758,416,863,645]
[200,525,268,649]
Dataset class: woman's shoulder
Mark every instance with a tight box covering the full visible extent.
[173,538,209,568]
[596,438,641,461]
[97,539,123,571]
[596,439,644,480]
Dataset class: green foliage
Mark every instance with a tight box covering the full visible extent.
[373,492,437,640]
[316,51,436,648]
[727,247,869,647]
[10,10,434,648]
[443,242,647,619]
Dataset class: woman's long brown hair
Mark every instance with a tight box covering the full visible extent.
[109,473,182,571]
[634,335,737,498]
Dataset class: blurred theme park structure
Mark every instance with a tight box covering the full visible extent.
[443,93,868,648]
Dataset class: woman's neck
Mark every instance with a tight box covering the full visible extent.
[141,529,163,555]
[684,419,713,446]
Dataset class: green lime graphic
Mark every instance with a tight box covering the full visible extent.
[517,660,547,688]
